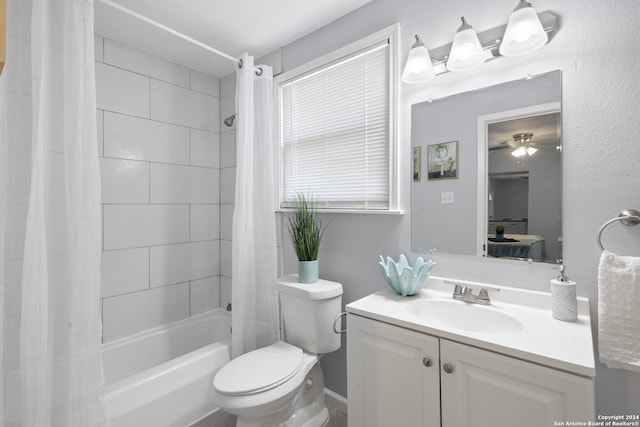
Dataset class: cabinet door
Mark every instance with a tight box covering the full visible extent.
[440,339,595,427]
[347,314,440,427]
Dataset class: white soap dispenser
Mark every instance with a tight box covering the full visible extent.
[550,262,577,322]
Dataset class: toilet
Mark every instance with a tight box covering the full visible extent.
[212,275,343,427]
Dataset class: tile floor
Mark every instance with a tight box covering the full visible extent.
[192,406,347,427]
[327,407,348,427]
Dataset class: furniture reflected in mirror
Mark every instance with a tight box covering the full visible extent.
[411,70,562,264]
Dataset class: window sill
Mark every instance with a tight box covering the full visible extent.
[277,208,405,215]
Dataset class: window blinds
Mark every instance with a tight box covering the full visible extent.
[280,41,390,210]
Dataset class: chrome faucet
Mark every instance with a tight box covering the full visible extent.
[445,281,500,305]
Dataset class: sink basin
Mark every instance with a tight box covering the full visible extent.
[409,299,524,334]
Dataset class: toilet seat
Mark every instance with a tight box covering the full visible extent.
[213,341,303,395]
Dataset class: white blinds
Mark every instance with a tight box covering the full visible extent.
[280,41,390,210]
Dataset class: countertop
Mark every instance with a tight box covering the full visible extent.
[346,275,596,377]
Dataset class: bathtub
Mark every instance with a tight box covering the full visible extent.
[103,308,231,427]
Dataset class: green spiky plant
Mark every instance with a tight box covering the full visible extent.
[287,193,326,261]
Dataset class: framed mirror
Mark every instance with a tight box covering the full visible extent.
[411,70,562,264]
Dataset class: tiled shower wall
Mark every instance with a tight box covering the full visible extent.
[95,35,224,343]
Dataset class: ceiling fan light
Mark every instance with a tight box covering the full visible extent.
[511,146,526,157]
[499,0,548,57]
[526,146,538,156]
[402,35,435,84]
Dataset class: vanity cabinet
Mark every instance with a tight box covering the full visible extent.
[347,313,595,427]
[347,314,440,427]
[440,339,594,427]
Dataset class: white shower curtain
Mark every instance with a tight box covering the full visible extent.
[231,54,280,358]
[0,0,109,425]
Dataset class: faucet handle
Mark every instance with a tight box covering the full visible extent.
[478,287,500,300]
[444,280,463,296]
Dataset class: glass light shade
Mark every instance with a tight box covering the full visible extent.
[402,44,435,84]
[499,3,548,56]
[511,146,526,157]
[446,25,486,72]
[526,146,538,155]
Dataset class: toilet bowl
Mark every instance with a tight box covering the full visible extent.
[212,276,343,427]
[212,342,328,426]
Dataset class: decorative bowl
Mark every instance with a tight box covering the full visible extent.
[378,254,437,296]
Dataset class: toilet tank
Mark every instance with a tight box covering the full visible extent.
[276,275,343,354]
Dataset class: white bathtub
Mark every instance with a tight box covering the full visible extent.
[103,308,231,427]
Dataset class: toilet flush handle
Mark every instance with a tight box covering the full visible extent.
[333,312,347,334]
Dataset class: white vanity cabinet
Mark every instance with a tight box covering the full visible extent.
[347,313,440,427]
[440,339,594,427]
[347,312,595,427]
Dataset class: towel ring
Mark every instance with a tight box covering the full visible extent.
[597,209,640,250]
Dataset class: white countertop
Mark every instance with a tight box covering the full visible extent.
[346,276,596,377]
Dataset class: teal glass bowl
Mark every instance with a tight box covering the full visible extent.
[378,254,436,296]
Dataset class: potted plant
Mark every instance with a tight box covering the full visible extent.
[447,156,455,172]
[287,193,326,284]
[495,224,505,241]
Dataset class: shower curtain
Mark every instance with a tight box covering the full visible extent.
[231,53,279,358]
[0,0,109,425]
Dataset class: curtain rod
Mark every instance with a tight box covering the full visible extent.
[96,0,247,68]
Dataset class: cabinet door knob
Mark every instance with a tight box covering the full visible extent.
[422,357,432,367]
[443,363,454,374]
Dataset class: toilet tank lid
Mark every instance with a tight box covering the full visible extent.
[277,275,343,300]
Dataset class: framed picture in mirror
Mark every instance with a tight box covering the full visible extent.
[427,141,458,180]
[412,146,422,182]
[0,0,5,76]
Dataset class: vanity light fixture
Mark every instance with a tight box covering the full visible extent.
[446,17,486,72]
[401,35,435,84]
[401,3,557,84]
[500,0,548,57]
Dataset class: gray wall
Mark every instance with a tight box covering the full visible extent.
[492,178,528,219]
[277,0,640,415]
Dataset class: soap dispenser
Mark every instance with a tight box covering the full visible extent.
[550,261,577,322]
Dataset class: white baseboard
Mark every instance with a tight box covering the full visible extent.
[324,388,347,415]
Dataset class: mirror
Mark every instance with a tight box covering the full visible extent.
[411,70,562,264]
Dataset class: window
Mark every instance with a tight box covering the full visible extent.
[276,25,399,212]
